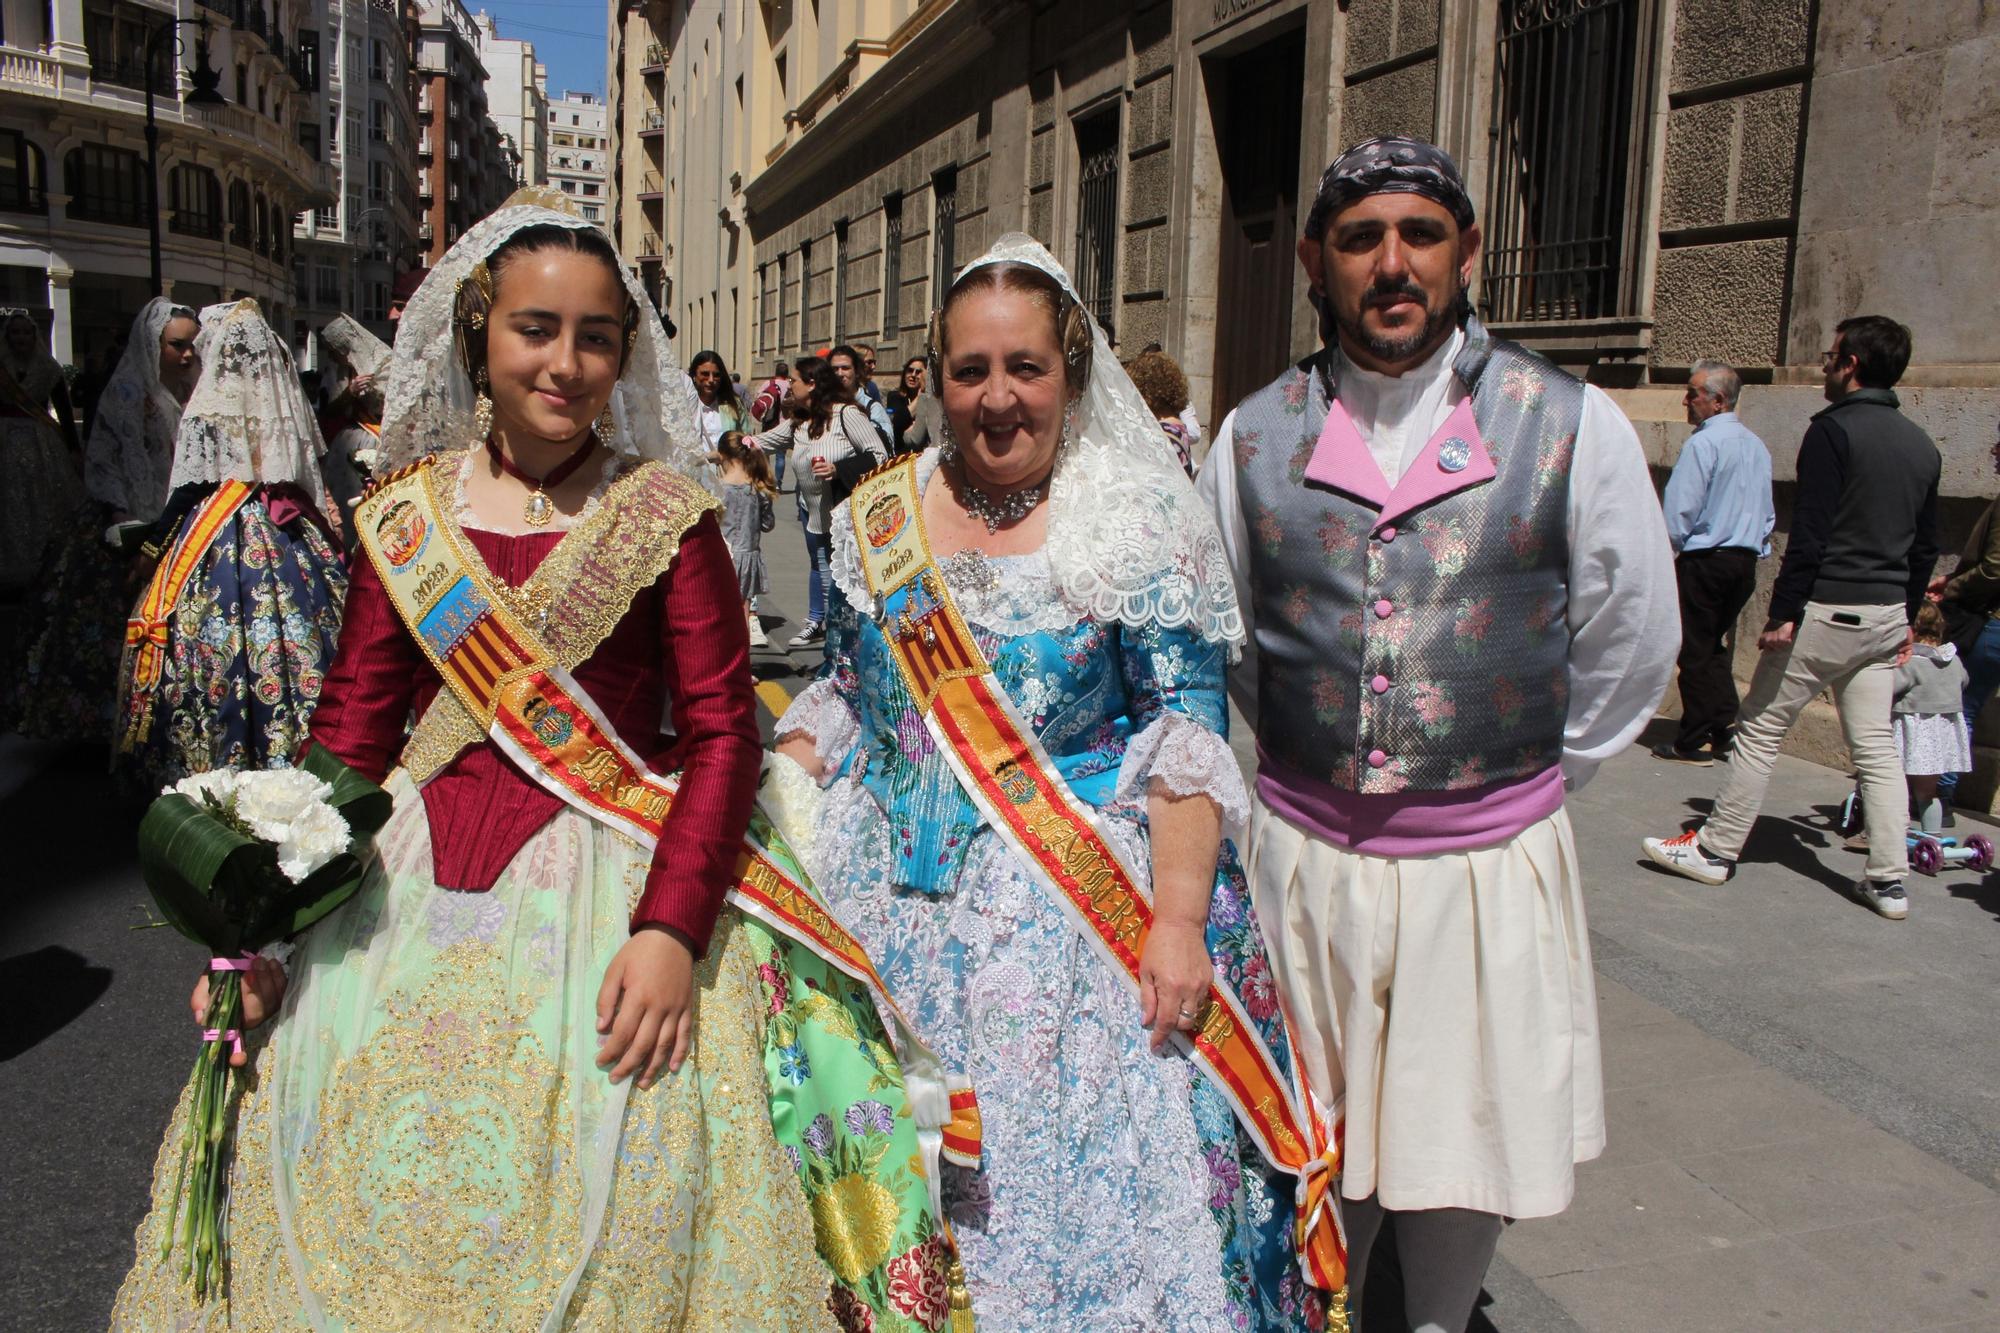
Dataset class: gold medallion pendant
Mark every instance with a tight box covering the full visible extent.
[523,490,555,526]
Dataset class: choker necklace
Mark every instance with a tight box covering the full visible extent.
[485,434,599,527]
[947,458,1048,533]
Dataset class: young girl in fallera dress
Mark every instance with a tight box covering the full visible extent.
[111,200,957,1332]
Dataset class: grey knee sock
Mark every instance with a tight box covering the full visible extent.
[1393,1207,1504,1332]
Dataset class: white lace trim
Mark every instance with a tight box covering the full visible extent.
[448,446,624,535]
[831,233,1245,652]
[378,203,708,481]
[772,678,861,779]
[1113,712,1250,841]
[168,299,328,511]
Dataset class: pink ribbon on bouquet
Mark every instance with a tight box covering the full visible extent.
[209,955,257,971]
[202,1028,245,1055]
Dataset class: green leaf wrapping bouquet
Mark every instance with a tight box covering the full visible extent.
[137,745,391,1300]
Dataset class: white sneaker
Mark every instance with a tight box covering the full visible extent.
[1850,877,1909,920]
[1642,829,1735,885]
[746,615,769,648]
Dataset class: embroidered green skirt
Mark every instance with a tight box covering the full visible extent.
[111,773,949,1331]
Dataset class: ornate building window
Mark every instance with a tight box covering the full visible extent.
[1481,0,1653,324]
[0,132,47,215]
[64,144,147,226]
[168,163,223,238]
[229,179,252,248]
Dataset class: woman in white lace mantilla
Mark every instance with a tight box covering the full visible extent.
[4,300,200,742]
[773,234,1328,1331]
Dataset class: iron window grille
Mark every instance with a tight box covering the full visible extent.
[169,163,223,239]
[1073,110,1120,332]
[881,193,903,341]
[1480,0,1649,324]
[932,167,958,303]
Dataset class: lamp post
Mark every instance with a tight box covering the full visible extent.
[145,16,228,296]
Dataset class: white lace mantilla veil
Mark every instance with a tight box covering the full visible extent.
[83,297,191,518]
[842,232,1245,651]
[375,197,706,476]
[167,298,330,511]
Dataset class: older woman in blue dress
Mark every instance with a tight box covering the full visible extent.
[772,234,1337,1331]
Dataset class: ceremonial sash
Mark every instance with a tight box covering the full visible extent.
[847,456,1347,1293]
[120,479,254,753]
[352,460,982,1282]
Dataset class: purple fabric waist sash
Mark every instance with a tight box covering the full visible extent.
[1255,746,1564,856]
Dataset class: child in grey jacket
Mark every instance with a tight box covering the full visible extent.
[1894,603,1972,832]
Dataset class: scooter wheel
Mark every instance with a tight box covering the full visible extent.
[1838,795,1864,837]
[1966,835,1994,872]
[1911,838,1944,876]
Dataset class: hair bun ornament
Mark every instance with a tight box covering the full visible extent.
[501,183,586,218]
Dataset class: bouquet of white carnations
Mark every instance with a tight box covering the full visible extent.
[138,746,390,1300]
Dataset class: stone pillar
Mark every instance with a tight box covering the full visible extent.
[47,0,89,70]
[46,265,74,365]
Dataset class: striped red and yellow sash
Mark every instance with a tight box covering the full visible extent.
[119,479,254,753]
[352,459,983,1181]
[848,455,1347,1292]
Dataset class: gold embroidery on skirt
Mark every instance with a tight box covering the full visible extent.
[109,918,837,1332]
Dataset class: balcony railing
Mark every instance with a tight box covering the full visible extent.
[641,111,664,133]
[1,46,58,89]
[638,172,662,197]
[642,43,665,71]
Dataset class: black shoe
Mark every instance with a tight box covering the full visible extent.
[1941,797,1957,829]
[1651,741,1714,767]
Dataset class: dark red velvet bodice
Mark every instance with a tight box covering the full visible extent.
[307,512,759,954]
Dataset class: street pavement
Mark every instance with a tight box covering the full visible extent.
[5,492,1998,1331]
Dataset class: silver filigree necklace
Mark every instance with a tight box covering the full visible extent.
[946,457,1048,533]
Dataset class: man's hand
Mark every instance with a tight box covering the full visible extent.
[1896,624,1917,666]
[1926,574,1951,603]
[1757,621,1797,653]
[596,927,696,1088]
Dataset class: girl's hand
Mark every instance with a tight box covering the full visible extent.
[188,956,287,1068]
[1138,920,1213,1052]
[810,454,835,479]
[596,927,696,1088]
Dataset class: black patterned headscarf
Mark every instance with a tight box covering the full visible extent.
[1303,135,1476,239]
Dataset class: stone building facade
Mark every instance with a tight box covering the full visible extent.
[415,0,508,263]
[0,0,338,363]
[616,0,2000,798]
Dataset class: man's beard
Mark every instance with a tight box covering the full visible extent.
[1326,277,1464,364]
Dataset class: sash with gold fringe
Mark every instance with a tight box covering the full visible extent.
[847,454,1348,1294]
[119,479,254,753]
[353,457,980,1322]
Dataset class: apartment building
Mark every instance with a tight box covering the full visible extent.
[292,0,422,357]
[0,0,338,362]
[414,0,506,262]
[547,89,608,226]
[475,11,546,189]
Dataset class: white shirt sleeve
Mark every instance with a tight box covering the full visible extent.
[1194,409,1253,638]
[1562,385,1682,790]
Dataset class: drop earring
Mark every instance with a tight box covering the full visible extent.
[595,401,616,445]
[473,368,494,440]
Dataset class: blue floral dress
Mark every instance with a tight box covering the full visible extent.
[115,482,347,792]
[779,478,1326,1332]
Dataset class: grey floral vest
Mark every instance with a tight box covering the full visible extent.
[1232,320,1582,794]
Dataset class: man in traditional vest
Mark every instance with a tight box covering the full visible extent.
[1196,136,1679,1329]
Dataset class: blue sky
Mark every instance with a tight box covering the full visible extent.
[476,0,607,99]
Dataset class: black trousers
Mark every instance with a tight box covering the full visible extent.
[1674,546,1759,752]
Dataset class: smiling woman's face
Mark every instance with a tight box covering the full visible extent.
[483,248,627,445]
[938,286,1068,490]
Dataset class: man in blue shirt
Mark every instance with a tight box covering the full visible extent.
[1654,359,1776,763]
